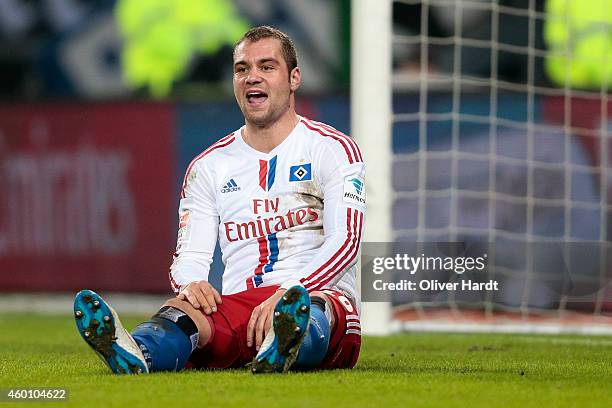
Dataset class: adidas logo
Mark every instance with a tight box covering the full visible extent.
[221,178,241,193]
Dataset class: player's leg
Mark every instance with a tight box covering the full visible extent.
[252,288,360,372]
[129,297,211,372]
[313,290,361,369]
[251,285,312,373]
[114,287,281,371]
[291,290,334,369]
[74,290,212,374]
[251,287,342,373]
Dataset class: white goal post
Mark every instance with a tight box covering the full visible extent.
[352,0,394,335]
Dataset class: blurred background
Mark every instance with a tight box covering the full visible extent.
[0,0,610,328]
[0,0,352,296]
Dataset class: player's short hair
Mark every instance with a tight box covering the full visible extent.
[234,26,298,74]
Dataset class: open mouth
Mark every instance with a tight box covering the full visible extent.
[246,91,268,106]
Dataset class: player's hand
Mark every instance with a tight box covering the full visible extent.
[247,289,286,351]
[177,281,222,315]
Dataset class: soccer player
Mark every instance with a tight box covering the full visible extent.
[74,26,366,374]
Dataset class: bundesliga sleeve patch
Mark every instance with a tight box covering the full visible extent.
[176,210,191,251]
[343,176,366,206]
[289,163,312,182]
[183,168,197,197]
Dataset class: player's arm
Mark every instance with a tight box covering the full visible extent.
[282,139,366,292]
[169,159,222,314]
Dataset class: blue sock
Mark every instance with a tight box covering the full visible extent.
[294,297,330,369]
[131,307,199,372]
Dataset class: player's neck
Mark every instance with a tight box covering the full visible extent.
[243,111,300,154]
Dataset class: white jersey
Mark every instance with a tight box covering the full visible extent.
[169,116,366,306]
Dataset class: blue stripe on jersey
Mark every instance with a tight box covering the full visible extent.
[267,156,277,190]
[254,275,263,287]
[264,233,279,273]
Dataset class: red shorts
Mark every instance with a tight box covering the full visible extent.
[186,286,361,370]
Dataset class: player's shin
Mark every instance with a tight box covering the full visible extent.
[293,297,331,369]
[131,306,199,372]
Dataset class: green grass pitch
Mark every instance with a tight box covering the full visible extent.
[1,313,611,408]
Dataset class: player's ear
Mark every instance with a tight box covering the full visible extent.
[289,67,301,92]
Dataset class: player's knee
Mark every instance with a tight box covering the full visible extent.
[162,298,212,347]
[163,297,191,311]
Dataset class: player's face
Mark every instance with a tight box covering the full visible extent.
[233,38,300,127]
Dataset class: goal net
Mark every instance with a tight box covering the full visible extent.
[354,0,612,335]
